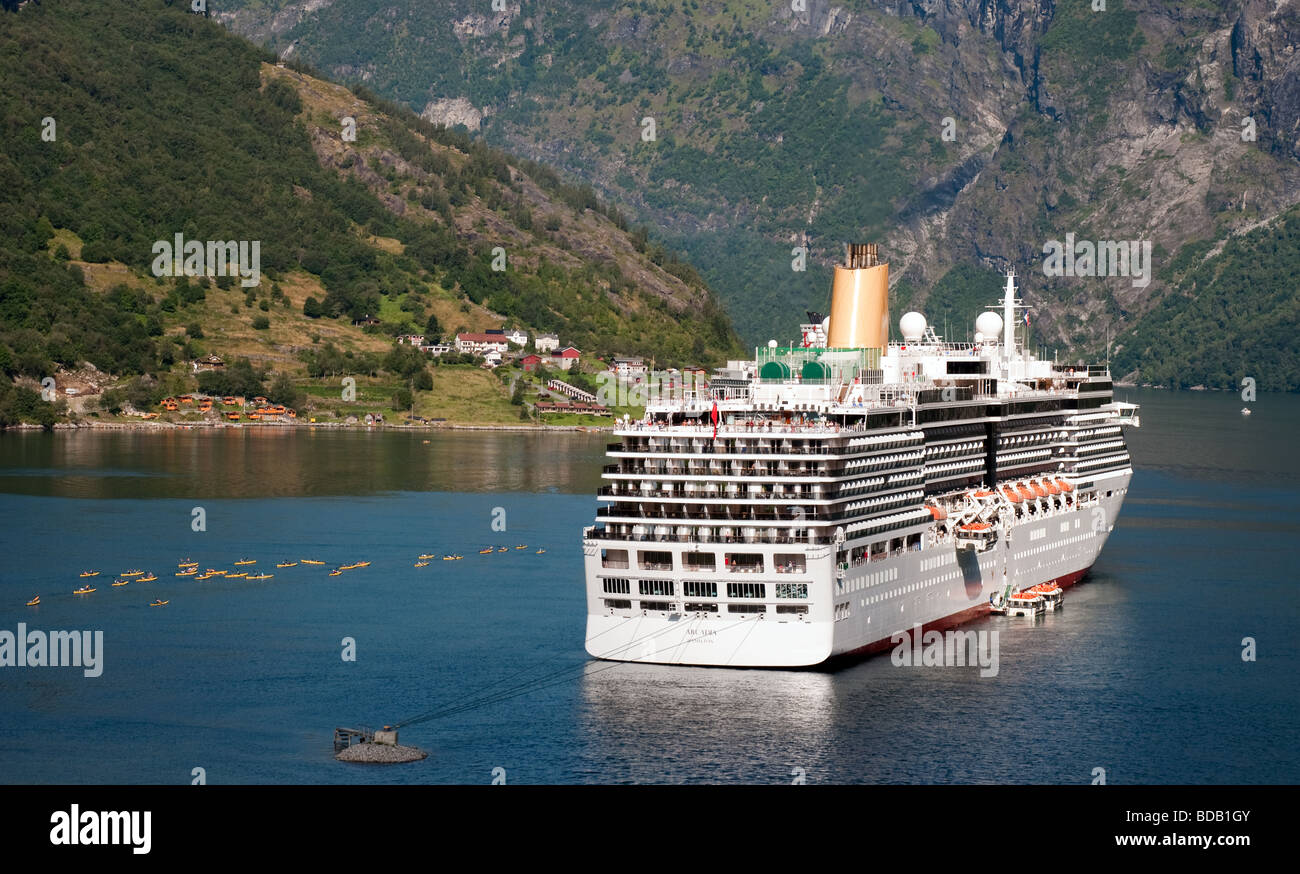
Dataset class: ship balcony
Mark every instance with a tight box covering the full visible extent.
[584,526,833,546]
[594,495,922,525]
[601,464,835,479]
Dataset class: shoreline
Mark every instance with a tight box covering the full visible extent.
[3,420,613,433]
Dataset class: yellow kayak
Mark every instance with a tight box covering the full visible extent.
[479,548,494,554]
[418,554,436,560]
[234,559,256,566]
[138,575,157,582]
[497,547,509,553]
[414,561,429,568]
[536,549,546,554]
[26,596,40,606]
[515,545,527,550]
[79,571,99,578]
[111,579,130,587]
[276,562,298,568]
[121,570,144,577]
[150,600,168,607]
[300,559,325,565]
[353,561,371,568]
[74,586,95,594]
[249,573,273,580]
[226,572,247,579]
[329,569,343,576]
[177,561,198,568]
[176,569,197,577]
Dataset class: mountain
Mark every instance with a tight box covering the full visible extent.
[0,0,741,425]
[216,0,1300,389]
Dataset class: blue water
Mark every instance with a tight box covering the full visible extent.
[0,391,1296,784]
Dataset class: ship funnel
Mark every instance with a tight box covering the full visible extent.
[826,243,889,350]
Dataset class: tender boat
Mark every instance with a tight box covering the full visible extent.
[73,585,96,594]
[26,596,39,606]
[150,600,169,607]
[1006,590,1046,617]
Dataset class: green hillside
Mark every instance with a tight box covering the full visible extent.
[0,0,741,425]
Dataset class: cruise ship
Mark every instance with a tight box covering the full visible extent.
[582,244,1138,667]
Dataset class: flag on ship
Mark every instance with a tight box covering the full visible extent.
[1023,311,1030,326]
[711,400,719,440]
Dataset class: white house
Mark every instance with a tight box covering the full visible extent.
[456,332,511,356]
[504,329,528,347]
[613,356,648,378]
[535,333,559,354]
[397,334,426,346]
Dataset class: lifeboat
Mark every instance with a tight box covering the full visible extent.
[973,490,994,498]
[1031,480,1048,498]
[1056,477,1073,492]
[958,522,991,531]
[1017,483,1036,501]
[1029,582,1064,611]
[26,596,40,607]
[1006,590,1045,617]
[1002,486,1022,503]
[926,505,947,520]
[1042,479,1060,496]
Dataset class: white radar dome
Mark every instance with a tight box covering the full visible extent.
[767,339,778,348]
[821,316,830,334]
[899,311,927,342]
[976,311,1003,340]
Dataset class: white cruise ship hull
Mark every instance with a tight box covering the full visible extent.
[584,474,1129,667]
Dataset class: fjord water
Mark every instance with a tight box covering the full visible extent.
[0,390,1296,785]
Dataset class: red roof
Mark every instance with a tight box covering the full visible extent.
[555,347,581,357]
[520,354,543,364]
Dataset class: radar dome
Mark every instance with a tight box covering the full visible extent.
[899,311,927,341]
[976,311,1003,340]
[767,339,778,348]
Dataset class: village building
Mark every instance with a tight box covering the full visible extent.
[534,333,559,354]
[455,332,511,356]
[549,346,581,372]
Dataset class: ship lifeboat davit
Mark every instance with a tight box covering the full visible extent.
[1030,480,1048,498]
[958,522,991,531]
[1055,477,1073,493]
[1017,483,1035,501]
[1042,479,1060,496]
[1002,486,1022,503]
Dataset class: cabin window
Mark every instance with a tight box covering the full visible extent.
[604,599,632,609]
[638,550,673,571]
[727,582,766,599]
[685,602,718,613]
[602,578,631,595]
[683,552,716,571]
[640,601,674,612]
[773,553,806,573]
[776,605,809,615]
[775,583,808,599]
[724,553,764,573]
[727,603,766,614]
[683,580,717,598]
[638,579,674,597]
[602,549,629,570]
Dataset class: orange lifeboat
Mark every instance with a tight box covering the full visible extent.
[1031,480,1048,498]
[973,489,994,498]
[1056,478,1073,492]
[927,505,947,520]
[1017,483,1035,501]
[958,522,991,531]
[1002,486,1022,503]
[1042,479,1060,496]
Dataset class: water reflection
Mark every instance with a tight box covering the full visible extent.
[0,430,609,499]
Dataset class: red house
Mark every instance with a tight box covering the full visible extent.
[520,354,543,372]
[550,346,581,371]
